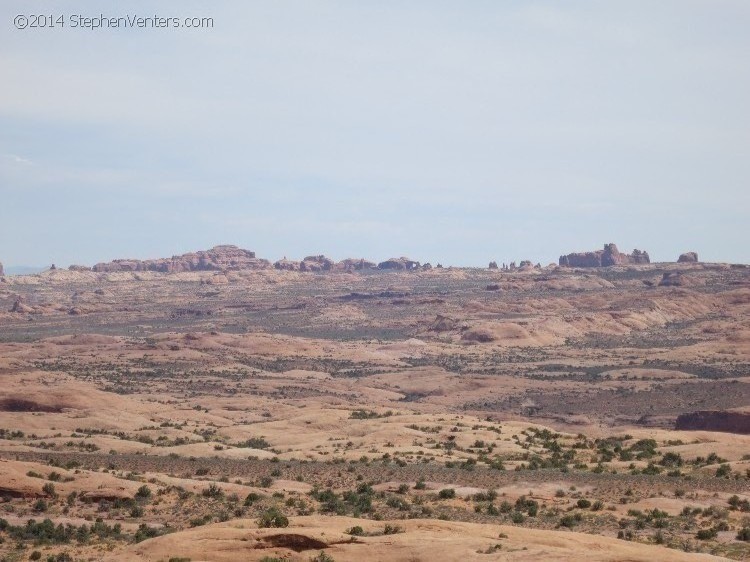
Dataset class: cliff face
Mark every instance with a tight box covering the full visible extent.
[559,243,650,267]
[90,245,270,273]
[675,410,750,435]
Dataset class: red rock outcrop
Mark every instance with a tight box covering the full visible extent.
[378,257,421,271]
[559,244,650,267]
[659,272,684,287]
[300,255,334,272]
[675,410,750,435]
[274,258,300,271]
[92,245,270,273]
[678,252,699,263]
[274,256,337,272]
[336,258,377,271]
[10,298,34,313]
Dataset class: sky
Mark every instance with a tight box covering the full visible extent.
[1,1,748,267]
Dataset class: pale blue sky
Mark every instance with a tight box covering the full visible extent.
[1,1,748,267]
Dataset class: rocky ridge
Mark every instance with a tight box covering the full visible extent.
[89,246,270,273]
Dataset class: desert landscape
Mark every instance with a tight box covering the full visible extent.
[0,244,749,561]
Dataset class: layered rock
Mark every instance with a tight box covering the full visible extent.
[559,243,650,267]
[336,258,377,271]
[300,255,334,272]
[91,245,270,273]
[274,258,300,271]
[378,257,421,271]
[678,252,699,263]
[676,410,750,435]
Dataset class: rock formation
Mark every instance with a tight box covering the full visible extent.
[91,245,270,273]
[378,257,421,271]
[336,258,377,271]
[488,261,498,269]
[274,258,300,271]
[676,410,750,435]
[658,272,684,287]
[678,252,699,263]
[300,255,334,272]
[68,265,91,272]
[10,298,33,313]
[0,261,3,276]
[559,243,650,267]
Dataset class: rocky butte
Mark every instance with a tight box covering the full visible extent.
[678,251,699,263]
[559,243,650,267]
[87,245,271,273]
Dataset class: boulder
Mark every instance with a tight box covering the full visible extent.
[658,272,684,287]
[10,298,33,313]
[678,252,699,263]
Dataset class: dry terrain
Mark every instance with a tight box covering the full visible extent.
[1,258,749,561]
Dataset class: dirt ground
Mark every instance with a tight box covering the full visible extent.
[1,262,749,561]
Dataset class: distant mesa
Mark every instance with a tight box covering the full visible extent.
[85,246,435,275]
[559,243,650,267]
[678,251,699,263]
[88,245,270,273]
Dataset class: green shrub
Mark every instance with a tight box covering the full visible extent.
[736,527,750,541]
[257,507,289,528]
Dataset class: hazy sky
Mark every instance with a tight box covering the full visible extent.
[1,1,748,267]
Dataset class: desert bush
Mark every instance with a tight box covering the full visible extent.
[135,485,152,500]
[257,507,289,528]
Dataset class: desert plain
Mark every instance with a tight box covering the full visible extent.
[0,246,749,561]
